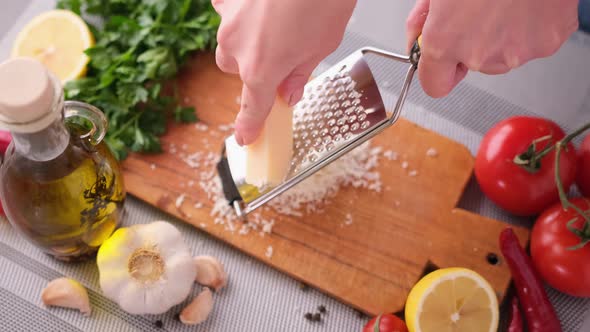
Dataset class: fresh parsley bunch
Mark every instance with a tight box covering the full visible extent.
[56,0,220,160]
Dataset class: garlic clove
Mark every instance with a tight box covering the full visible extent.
[194,256,228,291]
[117,281,149,315]
[179,288,214,325]
[142,221,187,258]
[164,252,198,304]
[41,277,91,316]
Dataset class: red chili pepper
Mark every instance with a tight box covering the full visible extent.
[499,228,562,332]
[508,295,523,332]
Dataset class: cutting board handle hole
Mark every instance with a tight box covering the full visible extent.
[420,261,440,278]
[486,253,500,266]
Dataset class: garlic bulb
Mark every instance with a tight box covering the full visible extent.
[96,221,197,315]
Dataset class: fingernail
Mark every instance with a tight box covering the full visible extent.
[287,87,304,106]
[235,133,244,146]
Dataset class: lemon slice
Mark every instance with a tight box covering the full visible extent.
[11,9,94,83]
[405,267,499,332]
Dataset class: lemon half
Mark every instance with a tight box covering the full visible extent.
[11,9,94,83]
[405,267,499,332]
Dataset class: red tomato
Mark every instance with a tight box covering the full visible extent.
[577,134,590,196]
[475,116,577,216]
[362,313,408,332]
[531,197,590,297]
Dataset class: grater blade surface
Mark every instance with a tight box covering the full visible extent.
[217,46,419,218]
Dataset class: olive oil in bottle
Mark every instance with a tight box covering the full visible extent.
[0,58,126,261]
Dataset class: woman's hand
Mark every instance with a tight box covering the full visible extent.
[212,0,357,145]
[406,0,579,98]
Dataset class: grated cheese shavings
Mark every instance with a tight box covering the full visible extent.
[426,148,438,157]
[383,150,398,160]
[195,123,209,131]
[218,124,233,132]
[186,139,384,235]
[265,246,273,258]
[175,194,186,208]
[265,141,382,216]
[344,213,353,225]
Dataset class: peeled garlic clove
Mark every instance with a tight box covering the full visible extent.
[41,277,91,316]
[179,288,214,325]
[194,255,228,291]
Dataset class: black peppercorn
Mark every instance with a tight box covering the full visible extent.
[154,320,163,328]
[318,305,326,314]
[304,312,313,320]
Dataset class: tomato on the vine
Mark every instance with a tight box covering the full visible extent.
[531,197,590,297]
[577,134,590,196]
[475,116,577,216]
[362,313,408,332]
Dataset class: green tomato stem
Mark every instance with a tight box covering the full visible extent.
[373,314,382,332]
[513,135,555,173]
[554,142,590,249]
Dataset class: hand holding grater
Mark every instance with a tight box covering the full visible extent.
[216,40,422,219]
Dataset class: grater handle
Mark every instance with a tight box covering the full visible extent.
[385,35,422,125]
[359,36,422,67]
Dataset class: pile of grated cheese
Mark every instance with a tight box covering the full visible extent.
[266,142,383,217]
[187,139,383,227]
[176,122,390,235]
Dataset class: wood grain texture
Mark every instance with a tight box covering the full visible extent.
[121,53,530,316]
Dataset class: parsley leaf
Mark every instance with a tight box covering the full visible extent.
[174,106,198,123]
[56,0,220,160]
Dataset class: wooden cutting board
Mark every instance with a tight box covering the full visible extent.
[121,53,529,316]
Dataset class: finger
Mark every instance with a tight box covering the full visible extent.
[211,0,225,15]
[453,63,468,87]
[405,0,430,52]
[234,82,279,145]
[278,59,319,106]
[418,51,460,98]
[479,62,511,75]
[215,46,239,74]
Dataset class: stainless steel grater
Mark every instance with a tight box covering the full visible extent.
[216,43,422,219]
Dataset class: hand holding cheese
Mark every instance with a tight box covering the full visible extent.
[245,96,293,189]
[211,0,357,145]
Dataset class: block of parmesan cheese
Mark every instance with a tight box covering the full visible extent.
[245,96,294,189]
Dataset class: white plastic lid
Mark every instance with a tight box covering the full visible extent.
[0,58,60,133]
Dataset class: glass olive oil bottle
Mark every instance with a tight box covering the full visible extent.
[0,58,126,261]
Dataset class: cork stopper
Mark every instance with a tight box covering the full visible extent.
[0,58,57,132]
